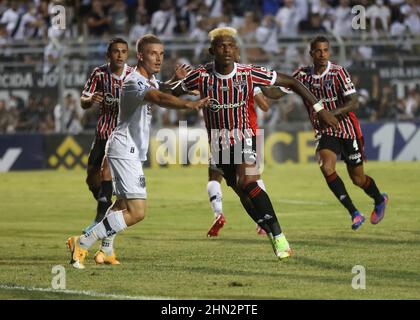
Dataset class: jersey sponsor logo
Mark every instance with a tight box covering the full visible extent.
[104,93,116,106]
[320,97,338,103]
[208,98,246,112]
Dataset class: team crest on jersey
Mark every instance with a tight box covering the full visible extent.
[233,79,246,91]
[324,79,333,88]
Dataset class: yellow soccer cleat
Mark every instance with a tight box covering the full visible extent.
[66,236,88,269]
[94,250,121,265]
[272,234,293,260]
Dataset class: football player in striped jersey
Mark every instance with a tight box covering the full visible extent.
[262,36,388,230]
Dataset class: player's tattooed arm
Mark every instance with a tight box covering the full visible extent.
[260,86,288,100]
[330,93,359,117]
[273,72,339,129]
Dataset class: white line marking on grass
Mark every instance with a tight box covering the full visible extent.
[274,199,329,205]
[0,284,179,300]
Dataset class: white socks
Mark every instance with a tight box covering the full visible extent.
[79,210,127,250]
[100,235,115,255]
[207,180,223,217]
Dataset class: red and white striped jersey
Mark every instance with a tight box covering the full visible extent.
[82,63,134,140]
[181,62,277,144]
[293,61,361,140]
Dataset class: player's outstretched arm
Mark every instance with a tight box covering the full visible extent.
[254,93,270,112]
[260,86,288,100]
[81,92,103,109]
[330,93,359,116]
[159,64,193,96]
[144,89,209,110]
[273,72,339,129]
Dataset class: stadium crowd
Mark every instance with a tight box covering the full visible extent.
[0,0,419,134]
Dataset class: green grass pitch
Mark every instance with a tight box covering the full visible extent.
[0,162,419,299]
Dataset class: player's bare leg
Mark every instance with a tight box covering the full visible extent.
[83,158,113,234]
[347,164,388,225]
[96,157,113,222]
[207,167,226,237]
[317,149,364,230]
[237,163,291,259]
[86,164,101,200]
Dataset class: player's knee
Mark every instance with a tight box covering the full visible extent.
[128,206,146,224]
[320,164,335,177]
[351,175,365,187]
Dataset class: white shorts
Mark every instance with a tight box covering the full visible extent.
[108,157,147,199]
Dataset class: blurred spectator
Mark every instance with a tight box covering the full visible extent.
[151,0,177,38]
[0,0,24,40]
[238,11,266,63]
[190,16,209,63]
[129,12,151,45]
[390,13,408,37]
[0,99,18,133]
[43,29,63,74]
[109,0,128,35]
[375,84,398,120]
[366,0,391,37]
[54,93,83,134]
[15,96,40,132]
[332,0,353,37]
[9,93,25,112]
[275,0,303,37]
[300,13,327,33]
[312,0,334,31]
[261,0,281,16]
[401,0,420,35]
[255,14,279,58]
[228,0,261,29]
[87,0,111,37]
[204,0,223,18]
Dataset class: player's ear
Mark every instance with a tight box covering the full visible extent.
[309,49,314,59]
[208,47,214,56]
[137,52,143,61]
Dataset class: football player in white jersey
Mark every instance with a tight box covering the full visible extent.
[66,34,210,269]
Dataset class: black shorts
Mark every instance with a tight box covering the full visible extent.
[88,136,107,167]
[316,134,364,166]
[210,135,258,187]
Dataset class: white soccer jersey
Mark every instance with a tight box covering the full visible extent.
[106,68,159,161]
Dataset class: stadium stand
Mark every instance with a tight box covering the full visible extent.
[0,0,419,134]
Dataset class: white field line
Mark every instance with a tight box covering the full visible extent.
[274,199,329,205]
[0,284,181,300]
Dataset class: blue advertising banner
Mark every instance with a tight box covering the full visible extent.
[0,134,44,171]
[1,123,419,172]
[361,121,420,161]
